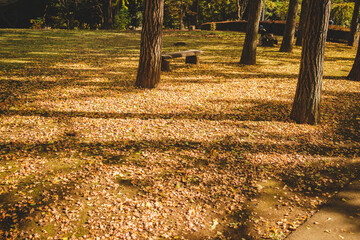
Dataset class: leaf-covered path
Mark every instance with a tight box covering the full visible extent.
[0,30,359,239]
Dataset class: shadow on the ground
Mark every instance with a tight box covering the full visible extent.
[1,134,359,238]
[0,98,292,122]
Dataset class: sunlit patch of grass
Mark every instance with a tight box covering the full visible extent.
[0,59,30,64]
[28,51,60,55]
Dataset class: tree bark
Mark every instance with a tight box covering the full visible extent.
[240,0,262,65]
[179,0,184,30]
[290,0,331,125]
[295,0,308,46]
[135,0,164,89]
[348,0,360,46]
[192,0,199,26]
[280,0,299,52]
[348,38,360,81]
[103,0,113,29]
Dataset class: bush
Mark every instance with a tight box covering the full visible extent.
[265,0,289,20]
[30,17,44,29]
[331,3,354,28]
[114,7,131,30]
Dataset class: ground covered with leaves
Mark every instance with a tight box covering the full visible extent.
[0,29,359,239]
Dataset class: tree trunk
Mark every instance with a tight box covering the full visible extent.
[295,0,308,46]
[192,0,198,26]
[135,0,164,89]
[290,0,331,125]
[348,38,360,81]
[261,0,265,21]
[348,0,360,46]
[237,0,248,20]
[179,0,184,30]
[280,0,299,52]
[240,0,262,65]
[103,0,113,29]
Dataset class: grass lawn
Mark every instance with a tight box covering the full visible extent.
[0,29,359,239]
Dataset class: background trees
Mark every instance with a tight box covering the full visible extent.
[0,0,357,30]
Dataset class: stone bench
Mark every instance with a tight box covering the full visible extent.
[161,50,203,71]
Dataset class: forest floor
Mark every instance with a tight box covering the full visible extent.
[0,29,359,240]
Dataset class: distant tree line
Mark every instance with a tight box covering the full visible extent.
[0,0,357,29]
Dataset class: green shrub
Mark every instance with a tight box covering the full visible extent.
[331,3,354,27]
[114,7,131,30]
[30,17,44,29]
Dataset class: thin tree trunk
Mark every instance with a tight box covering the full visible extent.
[261,0,265,21]
[240,0,262,65]
[348,38,360,81]
[290,0,331,125]
[348,0,360,46]
[135,0,164,88]
[237,0,248,20]
[280,0,299,52]
[296,0,308,46]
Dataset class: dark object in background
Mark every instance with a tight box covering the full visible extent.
[262,33,278,47]
[0,0,45,28]
[174,42,186,46]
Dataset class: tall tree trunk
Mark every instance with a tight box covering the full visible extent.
[240,0,262,65]
[348,38,360,81]
[348,0,360,46]
[295,0,308,46]
[290,0,331,125]
[280,0,299,52]
[103,0,113,29]
[135,0,164,89]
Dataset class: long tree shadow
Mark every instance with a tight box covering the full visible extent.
[1,98,292,122]
[0,176,81,234]
[321,179,360,232]
[323,90,360,143]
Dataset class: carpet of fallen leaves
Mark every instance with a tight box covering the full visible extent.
[0,29,359,240]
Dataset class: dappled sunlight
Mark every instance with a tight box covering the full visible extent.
[28,51,60,56]
[0,59,31,64]
[0,30,359,239]
[53,62,102,71]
